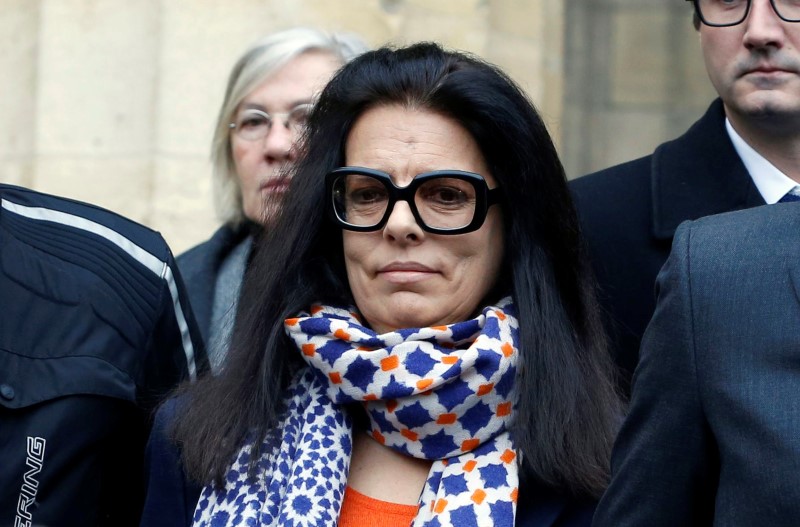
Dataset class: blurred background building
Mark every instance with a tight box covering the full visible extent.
[0,0,715,253]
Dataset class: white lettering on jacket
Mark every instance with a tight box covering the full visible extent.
[15,437,46,527]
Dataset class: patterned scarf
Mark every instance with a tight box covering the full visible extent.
[193,298,520,527]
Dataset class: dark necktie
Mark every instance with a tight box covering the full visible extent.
[779,187,800,203]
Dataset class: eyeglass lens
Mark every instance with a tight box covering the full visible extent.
[332,173,479,230]
[697,0,800,26]
[231,104,313,141]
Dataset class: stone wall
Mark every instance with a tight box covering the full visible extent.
[562,0,716,177]
[0,0,715,253]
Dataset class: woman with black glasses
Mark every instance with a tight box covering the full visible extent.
[171,42,621,527]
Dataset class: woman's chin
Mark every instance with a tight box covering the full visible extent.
[359,295,470,334]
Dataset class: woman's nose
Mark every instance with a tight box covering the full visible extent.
[263,121,295,161]
[382,200,425,243]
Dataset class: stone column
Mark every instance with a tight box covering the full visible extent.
[562,0,715,178]
[32,0,161,224]
[0,1,40,188]
[486,0,565,147]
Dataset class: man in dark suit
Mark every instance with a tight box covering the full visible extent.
[593,201,800,525]
[570,0,800,392]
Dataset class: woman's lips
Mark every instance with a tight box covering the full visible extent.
[377,262,438,284]
[261,179,290,193]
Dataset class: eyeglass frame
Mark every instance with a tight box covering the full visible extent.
[686,0,800,27]
[325,166,502,235]
[228,103,314,141]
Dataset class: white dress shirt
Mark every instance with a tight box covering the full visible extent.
[726,118,799,204]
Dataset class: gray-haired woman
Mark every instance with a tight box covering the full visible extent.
[178,28,368,372]
[138,29,367,527]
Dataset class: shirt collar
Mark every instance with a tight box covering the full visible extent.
[725,118,797,204]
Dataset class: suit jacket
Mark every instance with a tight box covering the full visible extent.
[570,99,765,391]
[141,399,596,527]
[177,222,254,344]
[593,203,800,526]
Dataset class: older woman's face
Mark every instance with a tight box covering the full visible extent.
[342,105,505,334]
[232,50,342,223]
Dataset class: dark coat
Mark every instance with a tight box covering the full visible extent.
[0,184,206,527]
[140,399,596,527]
[569,98,765,392]
[139,397,201,527]
[594,203,800,526]
[177,223,255,344]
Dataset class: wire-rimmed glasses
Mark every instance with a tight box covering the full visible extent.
[229,103,313,141]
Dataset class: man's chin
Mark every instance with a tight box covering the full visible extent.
[728,91,800,122]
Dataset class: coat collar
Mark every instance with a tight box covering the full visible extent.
[177,221,258,344]
[651,98,765,240]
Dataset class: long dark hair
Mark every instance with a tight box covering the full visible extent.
[174,42,621,499]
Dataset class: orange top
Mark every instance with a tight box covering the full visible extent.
[338,485,419,527]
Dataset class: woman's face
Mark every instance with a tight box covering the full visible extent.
[232,50,342,223]
[342,105,505,334]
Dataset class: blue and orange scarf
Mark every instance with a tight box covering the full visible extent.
[193,298,520,527]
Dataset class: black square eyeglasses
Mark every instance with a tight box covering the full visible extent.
[325,167,501,235]
[686,0,800,27]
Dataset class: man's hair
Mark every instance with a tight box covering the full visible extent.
[175,42,622,499]
[211,27,369,225]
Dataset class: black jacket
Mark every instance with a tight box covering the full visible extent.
[570,99,765,392]
[0,184,207,527]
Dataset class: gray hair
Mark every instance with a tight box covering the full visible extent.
[211,27,369,225]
